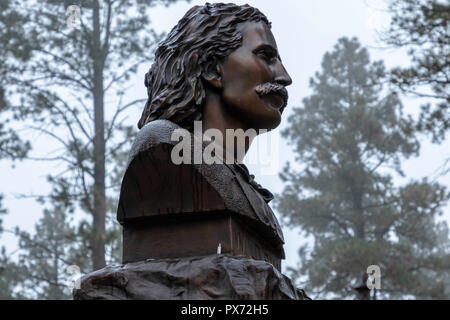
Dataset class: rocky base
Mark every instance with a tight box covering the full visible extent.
[73,254,309,300]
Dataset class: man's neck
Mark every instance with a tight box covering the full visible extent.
[202,91,255,163]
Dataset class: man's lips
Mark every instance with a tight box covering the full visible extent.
[261,92,286,109]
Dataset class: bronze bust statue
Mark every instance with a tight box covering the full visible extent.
[74,3,310,301]
[117,3,292,271]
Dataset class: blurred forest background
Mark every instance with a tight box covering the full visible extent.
[0,0,449,299]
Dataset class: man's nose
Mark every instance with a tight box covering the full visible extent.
[274,62,292,87]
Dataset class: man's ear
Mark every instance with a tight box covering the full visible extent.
[202,59,223,89]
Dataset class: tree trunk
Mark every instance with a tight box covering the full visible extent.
[352,185,368,299]
[91,0,106,270]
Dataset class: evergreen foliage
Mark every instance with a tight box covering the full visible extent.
[276,37,450,299]
[0,0,185,298]
[382,0,450,143]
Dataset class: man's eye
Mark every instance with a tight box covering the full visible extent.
[258,51,275,63]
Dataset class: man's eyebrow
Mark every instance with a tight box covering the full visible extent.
[253,44,281,60]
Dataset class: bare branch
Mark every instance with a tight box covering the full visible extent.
[36,48,93,90]
[103,59,148,93]
[106,98,144,142]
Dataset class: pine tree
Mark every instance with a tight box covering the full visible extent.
[0,247,26,299]
[276,37,450,299]
[0,0,30,236]
[0,0,184,274]
[382,0,450,144]
[0,3,31,297]
[14,201,89,300]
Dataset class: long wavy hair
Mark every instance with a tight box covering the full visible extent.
[137,3,270,131]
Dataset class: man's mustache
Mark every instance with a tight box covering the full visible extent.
[255,83,289,109]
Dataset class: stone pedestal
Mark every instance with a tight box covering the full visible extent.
[73,255,310,300]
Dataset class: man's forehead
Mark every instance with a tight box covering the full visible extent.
[238,21,278,51]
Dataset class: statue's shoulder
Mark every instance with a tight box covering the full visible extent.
[125,120,237,189]
[118,120,230,222]
[118,120,284,251]
[128,120,182,163]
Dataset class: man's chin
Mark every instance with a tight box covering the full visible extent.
[264,106,282,129]
[266,118,281,131]
[250,113,281,131]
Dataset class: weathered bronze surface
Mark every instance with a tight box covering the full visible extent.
[123,212,283,270]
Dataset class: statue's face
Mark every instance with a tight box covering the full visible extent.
[220,21,292,130]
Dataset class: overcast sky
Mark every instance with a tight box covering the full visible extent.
[1,0,449,274]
